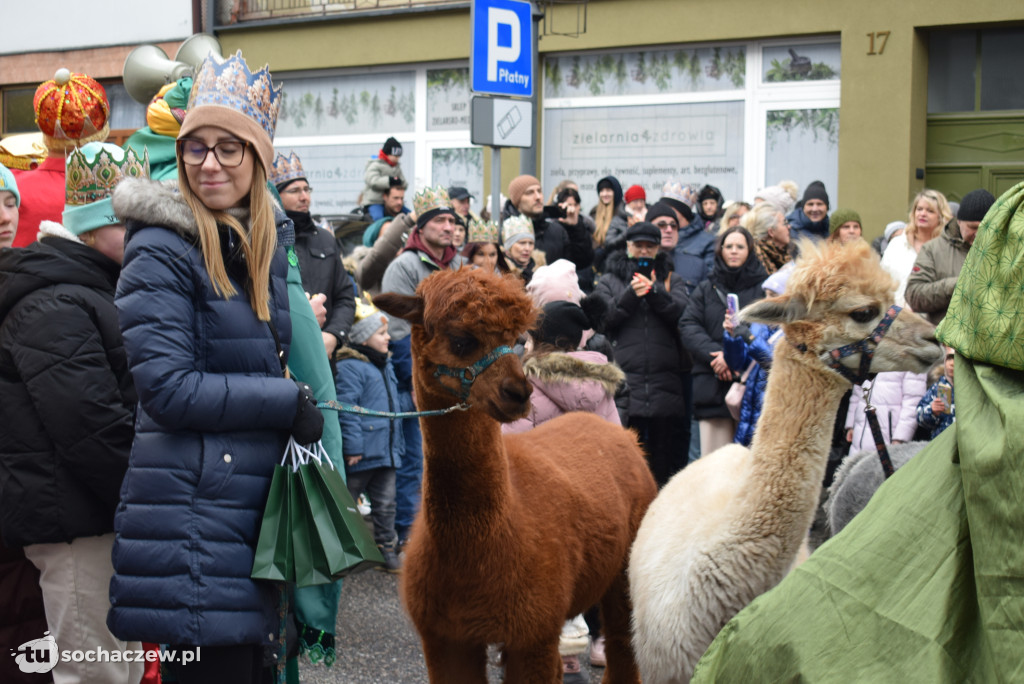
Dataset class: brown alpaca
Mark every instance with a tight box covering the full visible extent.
[628,240,944,683]
[376,268,657,684]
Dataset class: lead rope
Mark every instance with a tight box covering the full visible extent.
[316,399,470,419]
[861,380,895,478]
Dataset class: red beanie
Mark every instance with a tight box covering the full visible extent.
[624,185,646,204]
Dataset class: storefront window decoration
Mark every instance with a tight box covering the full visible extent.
[276,71,416,137]
[762,43,841,83]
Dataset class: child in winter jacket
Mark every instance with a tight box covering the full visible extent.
[722,264,793,446]
[335,297,405,572]
[917,345,956,439]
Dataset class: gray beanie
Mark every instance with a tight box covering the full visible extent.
[349,296,389,345]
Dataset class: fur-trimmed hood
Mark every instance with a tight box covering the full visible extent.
[112,176,294,247]
[523,350,624,414]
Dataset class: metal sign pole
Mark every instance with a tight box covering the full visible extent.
[492,146,503,228]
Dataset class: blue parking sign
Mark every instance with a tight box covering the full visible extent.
[471,0,533,98]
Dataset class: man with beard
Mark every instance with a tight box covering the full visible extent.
[273,151,355,358]
[501,174,594,272]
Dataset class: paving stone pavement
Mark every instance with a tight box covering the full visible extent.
[298,568,605,683]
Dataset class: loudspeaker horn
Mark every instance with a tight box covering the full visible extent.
[174,34,223,70]
[122,45,192,104]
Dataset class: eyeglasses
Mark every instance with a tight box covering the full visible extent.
[282,185,313,196]
[653,221,678,230]
[178,139,249,168]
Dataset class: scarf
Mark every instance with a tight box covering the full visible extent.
[754,236,790,276]
[403,228,457,268]
[351,343,390,368]
[285,209,316,234]
[378,150,398,167]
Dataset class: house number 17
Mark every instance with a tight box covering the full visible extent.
[867,31,890,55]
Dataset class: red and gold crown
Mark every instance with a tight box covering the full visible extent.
[34,69,110,152]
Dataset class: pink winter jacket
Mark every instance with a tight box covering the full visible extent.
[845,370,928,451]
[503,350,624,434]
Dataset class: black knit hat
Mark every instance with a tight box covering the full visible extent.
[801,180,829,208]
[659,197,694,223]
[645,202,679,226]
[534,298,607,350]
[957,189,996,222]
[383,137,403,157]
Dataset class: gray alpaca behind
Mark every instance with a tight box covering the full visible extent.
[826,441,929,536]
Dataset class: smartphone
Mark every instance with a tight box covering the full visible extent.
[542,204,568,220]
[635,257,654,279]
[937,384,953,413]
[726,293,740,325]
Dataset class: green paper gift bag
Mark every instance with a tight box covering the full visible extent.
[251,457,295,582]
[299,454,384,578]
[290,461,336,588]
[254,439,383,587]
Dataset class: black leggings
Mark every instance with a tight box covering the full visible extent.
[628,414,691,487]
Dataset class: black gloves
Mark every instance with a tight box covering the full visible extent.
[291,381,324,445]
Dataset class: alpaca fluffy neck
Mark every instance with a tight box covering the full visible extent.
[739,341,849,544]
[413,376,513,540]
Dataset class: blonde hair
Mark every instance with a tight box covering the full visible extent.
[593,201,614,245]
[905,189,952,246]
[177,161,278,322]
[548,179,577,204]
[742,202,782,241]
[720,201,752,233]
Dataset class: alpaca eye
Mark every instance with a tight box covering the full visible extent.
[449,335,479,357]
[849,307,879,323]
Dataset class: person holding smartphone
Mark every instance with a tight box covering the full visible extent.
[593,222,689,487]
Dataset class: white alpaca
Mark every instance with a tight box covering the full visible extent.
[628,241,943,683]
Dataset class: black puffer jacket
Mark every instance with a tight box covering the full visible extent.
[593,249,689,417]
[288,210,355,345]
[0,227,135,546]
[680,253,767,420]
[502,200,594,270]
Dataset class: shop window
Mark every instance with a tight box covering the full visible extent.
[276,71,416,137]
[761,43,841,83]
[543,46,746,99]
[427,68,471,131]
[765,109,839,202]
[432,147,484,215]
[543,100,745,207]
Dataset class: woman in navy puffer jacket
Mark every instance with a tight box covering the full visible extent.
[107,55,324,683]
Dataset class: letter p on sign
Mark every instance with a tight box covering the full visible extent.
[487,8,520,81]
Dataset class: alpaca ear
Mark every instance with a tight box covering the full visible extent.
[740,295,807,325]
[374,292,425,326]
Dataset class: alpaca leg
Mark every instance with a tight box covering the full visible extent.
[599,570,642,684]
[503,641,562,684]
[420,632,487,683]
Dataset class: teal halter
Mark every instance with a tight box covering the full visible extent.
[433,345,517,402]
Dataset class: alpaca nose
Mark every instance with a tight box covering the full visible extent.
[499,377,532,405]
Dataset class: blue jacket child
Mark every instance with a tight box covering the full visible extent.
[334,298,405,569]
[916,346,956,439]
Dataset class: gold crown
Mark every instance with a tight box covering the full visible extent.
[413,185,452,216]
[353,293,382,323]
[467,218,500,244]
[502,215,534,245]
[65,143,150,206]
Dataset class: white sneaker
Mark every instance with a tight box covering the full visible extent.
[357,494,371,516]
